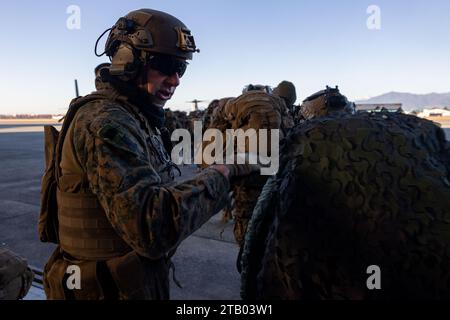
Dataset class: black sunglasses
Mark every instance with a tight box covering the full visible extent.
[147,55,188,78]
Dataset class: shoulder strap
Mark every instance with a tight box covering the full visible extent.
[54,92,113,184]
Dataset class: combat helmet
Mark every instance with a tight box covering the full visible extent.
[299,86,355,120]
[242,84,273,94]
[273,81,297,107]
[95,8,199,80]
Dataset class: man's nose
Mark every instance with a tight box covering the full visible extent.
[165,73,180,87]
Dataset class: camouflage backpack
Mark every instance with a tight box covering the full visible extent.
[241,112,450,299]
[223,91,284,132]
[203,92,284,163]
[38,94,109,244]
[0,247,34,300]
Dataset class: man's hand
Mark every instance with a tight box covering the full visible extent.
[210,164,231,179]
[210,164,260,181]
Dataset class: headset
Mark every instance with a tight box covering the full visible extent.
[95,17,153,81]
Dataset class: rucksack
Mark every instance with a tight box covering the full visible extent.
[224,91,283,132]
[38,94,107,244]
[0,247,34,300]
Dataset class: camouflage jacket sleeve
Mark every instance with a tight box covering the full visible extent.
[73,102,230,259]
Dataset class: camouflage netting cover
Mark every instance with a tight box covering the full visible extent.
[241,112,450,299]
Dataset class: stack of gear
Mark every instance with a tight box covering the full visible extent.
[241,112,450,299]
[207,90,293,248]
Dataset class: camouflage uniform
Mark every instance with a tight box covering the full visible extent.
[164,110,189,133]
[40,8,239,300]
[187,110,204,133]
[174,111,190,131]
[43,78,230,300]
[202,100,218,131]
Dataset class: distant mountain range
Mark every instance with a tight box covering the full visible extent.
[356,92,450,112]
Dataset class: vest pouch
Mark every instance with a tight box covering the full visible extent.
[44,247,109,300]
[105,251,149,300]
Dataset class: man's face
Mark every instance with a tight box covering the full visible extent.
[140,68,180,107]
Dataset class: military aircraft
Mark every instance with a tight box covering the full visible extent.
[187,99,207,111]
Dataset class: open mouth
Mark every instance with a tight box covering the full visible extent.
[156,89,173,101]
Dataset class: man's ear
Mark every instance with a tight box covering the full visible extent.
[135,65,150,88]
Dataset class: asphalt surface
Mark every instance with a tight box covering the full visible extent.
[0,128,240,300]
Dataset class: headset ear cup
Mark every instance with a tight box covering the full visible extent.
[109,44,140,81]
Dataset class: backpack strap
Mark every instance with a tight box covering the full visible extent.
[55,92,114,184]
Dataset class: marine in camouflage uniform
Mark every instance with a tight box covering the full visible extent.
[163,108,189,154]
[187,109,205,134]
[41,9,256,300]
[166,110,190,133]
[241,108,450,299]
[203,100,219,131]
[163,109,178,134]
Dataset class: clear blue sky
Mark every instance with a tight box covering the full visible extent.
[0,0,449,114]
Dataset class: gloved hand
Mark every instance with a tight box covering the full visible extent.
[210,164,260,182]
[227,164,260,178]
